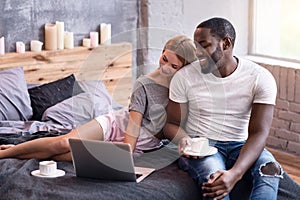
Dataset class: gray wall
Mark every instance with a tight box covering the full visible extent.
[181,0,249,56]
[1,0,251,77]
[0,0,138,52]
[139,0,250,74]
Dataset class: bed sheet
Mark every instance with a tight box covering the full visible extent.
[0,132,299,200]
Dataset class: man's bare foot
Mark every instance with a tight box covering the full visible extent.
[0,144,15,150]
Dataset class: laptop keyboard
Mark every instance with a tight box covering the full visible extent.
[135,173,143,179]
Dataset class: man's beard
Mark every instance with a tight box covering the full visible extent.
[200,45,222,74]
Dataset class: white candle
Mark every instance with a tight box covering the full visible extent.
[30,40,43,52]
[82,38,91,47]
[45,23,57,50]
[0,36,4,55]
[56,21,64,50]
[90,32,99,47]
[16,41,25,53]
[100,23,111,45]
[64,31,74,49]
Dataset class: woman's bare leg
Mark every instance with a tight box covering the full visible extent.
[0,119,104,160]
[0,144,15,150]
[51,152,73,162]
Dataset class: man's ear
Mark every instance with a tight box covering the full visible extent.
[222,37,232,50]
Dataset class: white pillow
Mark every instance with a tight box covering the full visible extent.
[42,80,122,127]
[0,67,32,120]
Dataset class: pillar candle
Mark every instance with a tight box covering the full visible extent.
[82,38,91,47]
[45,23,57,50]
[56,21,64,50]
[100,23,111,45]
[16,41,25,53]
[90,32,99,47]
[30,40,43,52]
[64,31,74,49]
[0,36,5,55]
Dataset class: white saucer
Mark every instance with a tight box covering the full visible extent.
[31,169,65,178]
[183,146,218,157]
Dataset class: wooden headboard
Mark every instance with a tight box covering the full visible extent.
[0,42,132,107]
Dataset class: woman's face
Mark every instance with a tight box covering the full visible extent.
[159,49,184,77]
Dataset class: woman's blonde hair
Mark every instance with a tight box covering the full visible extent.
[163,35,197,66]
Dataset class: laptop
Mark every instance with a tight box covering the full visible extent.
[69,138,155,183]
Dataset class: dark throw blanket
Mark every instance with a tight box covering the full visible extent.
[0,132,299,200]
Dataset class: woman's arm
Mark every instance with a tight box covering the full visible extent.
[124,110,143,152]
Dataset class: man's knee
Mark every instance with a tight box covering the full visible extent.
[259,162,282,176]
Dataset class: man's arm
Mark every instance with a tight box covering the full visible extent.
[231,103,274,177]
[163,99,189,145]
[202,103,275,199]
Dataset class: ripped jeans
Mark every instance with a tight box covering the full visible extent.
[178,140,283,200]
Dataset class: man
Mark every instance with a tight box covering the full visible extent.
[163,17,283,200]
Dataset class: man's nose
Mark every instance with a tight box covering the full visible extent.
[196,49,206,58]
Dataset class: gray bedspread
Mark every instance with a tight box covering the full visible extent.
[0,120,72,135]
[0,159,202,200]
[0,133,299,200]
[0,140,201,200]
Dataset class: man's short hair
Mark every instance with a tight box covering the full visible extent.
[197,17,236,47]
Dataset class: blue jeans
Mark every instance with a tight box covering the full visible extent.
[178,140,283,200]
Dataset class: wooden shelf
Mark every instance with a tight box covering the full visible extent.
[0,43,133,107]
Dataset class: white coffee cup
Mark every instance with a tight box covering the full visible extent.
[190,137,210,153]
[39,160,57,176]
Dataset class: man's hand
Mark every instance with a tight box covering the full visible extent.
[178,136,192,154]
[178,136,200,159]
[201,169,240,200]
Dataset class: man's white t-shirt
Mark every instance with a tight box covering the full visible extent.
[169,57,277,141]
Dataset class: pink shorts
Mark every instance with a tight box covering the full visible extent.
[95,108,129,142]
[95,108,162,153]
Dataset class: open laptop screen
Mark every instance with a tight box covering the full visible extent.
[69,138,154,182]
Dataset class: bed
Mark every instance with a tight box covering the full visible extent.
[0,43,299,200]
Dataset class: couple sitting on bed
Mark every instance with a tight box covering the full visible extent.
[0,17,288,200]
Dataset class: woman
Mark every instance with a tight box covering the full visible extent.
[0,35,197,161]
